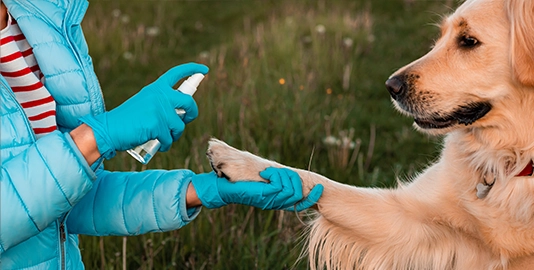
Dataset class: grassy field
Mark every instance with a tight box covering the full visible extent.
[80,0,459,269]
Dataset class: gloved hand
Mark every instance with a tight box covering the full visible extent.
[80,63,209,159]
[191,167,324,211]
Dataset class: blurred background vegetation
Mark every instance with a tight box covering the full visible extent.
[80,0,459,269]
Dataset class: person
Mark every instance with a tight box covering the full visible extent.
[0,1,324,269]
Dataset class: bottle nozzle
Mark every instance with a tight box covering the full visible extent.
[177,73,205,95]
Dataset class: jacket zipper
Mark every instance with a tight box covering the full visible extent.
[59,221,66,270]
[63,1,106,115]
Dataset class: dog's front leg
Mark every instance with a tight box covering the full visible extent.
[206,138,336,193]
[206,138,497,269]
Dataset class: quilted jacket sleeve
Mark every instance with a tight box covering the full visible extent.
[66,167,201,236]
[0,131,95,253]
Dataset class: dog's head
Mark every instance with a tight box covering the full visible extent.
[386,0,534,135]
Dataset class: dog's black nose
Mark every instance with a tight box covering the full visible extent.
[385,76,406,100]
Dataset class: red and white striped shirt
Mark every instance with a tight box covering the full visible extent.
[1,13,57,139]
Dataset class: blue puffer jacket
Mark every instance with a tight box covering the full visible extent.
[0,1,200,269]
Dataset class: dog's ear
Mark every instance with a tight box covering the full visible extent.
[507,0,534,87]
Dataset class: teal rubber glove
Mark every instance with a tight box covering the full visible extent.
[80,63,209,159]
[191,167,324,211]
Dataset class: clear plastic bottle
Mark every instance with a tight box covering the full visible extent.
[127,73,205,164]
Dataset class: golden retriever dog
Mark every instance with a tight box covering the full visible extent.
[204,0,534,269]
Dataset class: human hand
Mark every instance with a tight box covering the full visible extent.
[80,63,209,159]
[191,167,324,211]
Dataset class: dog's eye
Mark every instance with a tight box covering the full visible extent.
[459,36,479,48]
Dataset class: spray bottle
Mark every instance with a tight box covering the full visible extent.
[127,73,205,164]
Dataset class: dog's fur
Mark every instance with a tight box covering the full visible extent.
[205,0,534,269]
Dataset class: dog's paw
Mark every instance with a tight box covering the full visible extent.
[206,138,275,182]
[206,139,232,178]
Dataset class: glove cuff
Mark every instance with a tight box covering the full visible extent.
[79,114,116,159]
[191,173,226,209]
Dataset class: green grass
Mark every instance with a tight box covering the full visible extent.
[80,0,459,269]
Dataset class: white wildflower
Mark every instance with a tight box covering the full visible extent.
[122,51,133,60]
[315,24,326,34]
[199,51,210,60]
[121,15,130,24]
[343,37,354,48]
[112,9,121,18]
[146,26,160,37]
[323,135,339,146]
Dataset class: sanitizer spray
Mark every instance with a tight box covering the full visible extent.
[127,73,205,164]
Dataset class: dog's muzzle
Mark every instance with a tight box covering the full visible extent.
[385,75,492,129]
